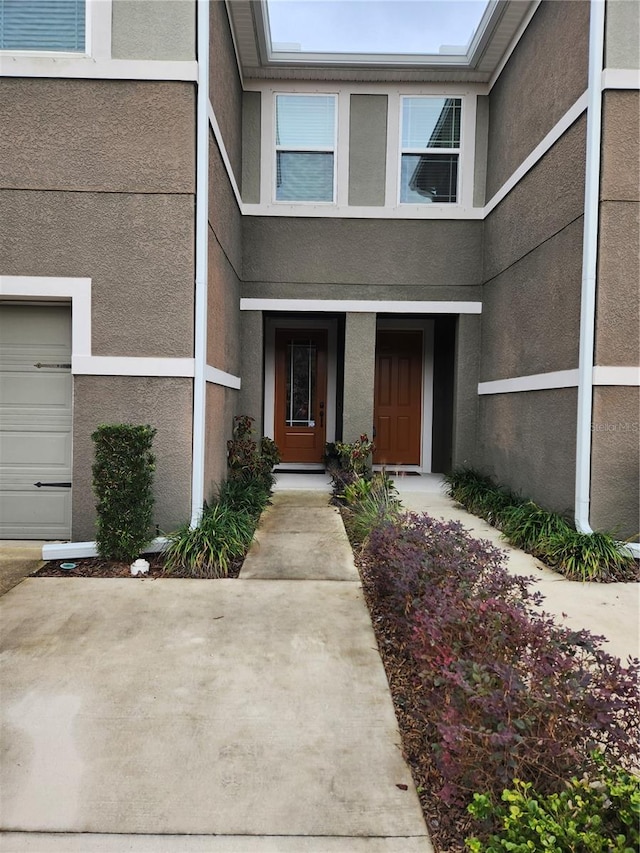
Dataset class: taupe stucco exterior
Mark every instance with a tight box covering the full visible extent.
[242,92,262,204]
[1,189,195,358]
[0,79,195,194]
[342,313,377,443]
[605,0,640,69]
[485,0,589,200]
[590,386,640,537]
[242,218,483,291]
[348,95,388,207]
[72,377,193,541]
[478,388,578,516]
[111,0,196,61]
[209,0,243,186]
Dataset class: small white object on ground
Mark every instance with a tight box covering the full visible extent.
[130,559,150,576]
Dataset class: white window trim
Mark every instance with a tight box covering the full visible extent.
[253,81,480,218]
[0,0,197,81]
[398,95,463,207]
[0,0,107,60]
[272,92,339,205]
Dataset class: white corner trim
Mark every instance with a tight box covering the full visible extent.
[205,364,241,389]
[0,275,92,356]
[240,298,482,314]
[208,101,243,208]
[72,356,195,377]
[484,91,589,215]
[42,536,168,560]
[593,366,640,386]
[0,56,198,80]
[602,68,640,90]
[478,369,580,395]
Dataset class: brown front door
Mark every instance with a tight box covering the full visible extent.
[274,329,328,463]
[373,330,423,466]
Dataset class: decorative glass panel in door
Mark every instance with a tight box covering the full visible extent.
[274,329,327,463]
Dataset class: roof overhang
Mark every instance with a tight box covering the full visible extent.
[226,0,537,83]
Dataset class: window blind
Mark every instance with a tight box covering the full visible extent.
[0,0,86,51]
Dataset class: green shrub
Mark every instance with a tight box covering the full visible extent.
[500,500,570,553]
[542,529,635,582]
[444,468,636,582]
[227,415,280,490]
[92,424,157,562]
[217,476,271,521]
[163,501,255,578]
[466,757,640,852]
[334,434,375,477]
[341,472,402,545]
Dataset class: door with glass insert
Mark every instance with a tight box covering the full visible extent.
[274,329,327,463]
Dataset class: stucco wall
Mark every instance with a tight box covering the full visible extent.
[238,311,264,425]
[207,139,243,375]
[349,95,387,206]
[481,218,583,380]
[605,0,640,69]
[596,91,640,366]
[242,218,483,295]
[209,0,243,185]
[242,92,261,204]
[478,388,578,515]
[452,314,480,469]
[111,0,195,60]
[485,0,589,200]
[590,387,639,539]
[204,383,238,502]
[342,313,376,443]
[1,189,194,358]
[72,376,193,541]
[0,79,195,194]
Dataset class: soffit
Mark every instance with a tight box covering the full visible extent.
[226,0,536,84]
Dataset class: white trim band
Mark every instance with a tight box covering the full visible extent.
[593,366,640,386]
[602,69,640,90]
[484,92,588,215]
[72,356,195,377]
[205,364,242,389]
[0,275,92,356]
[478,370,580,395]
[240,298,482,314]
[0,57,198,81]
[478,366,640,395]
[208,101,243,209]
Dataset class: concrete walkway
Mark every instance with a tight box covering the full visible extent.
[392,474,640,664]
[0,542,44,597]
[0,491,433,853]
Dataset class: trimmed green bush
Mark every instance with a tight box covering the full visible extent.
[466,757,640,852]
[92,424,157,562]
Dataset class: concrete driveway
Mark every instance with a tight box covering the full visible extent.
[0,492,432,852]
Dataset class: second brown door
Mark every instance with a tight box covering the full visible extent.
[373,330,423,466]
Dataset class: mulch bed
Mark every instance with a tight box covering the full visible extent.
[35,555,244,579]
[353,545,471,852]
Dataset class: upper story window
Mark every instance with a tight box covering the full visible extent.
[400,96,461,204]
[0,0,86,52]
[275,94,337,203]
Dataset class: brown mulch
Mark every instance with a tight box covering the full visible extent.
[35,555,244,579]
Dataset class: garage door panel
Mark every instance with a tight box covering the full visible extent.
[1,430,71,469]
[0,305,72,539]
[0,490,71,539]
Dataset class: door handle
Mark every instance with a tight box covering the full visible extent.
[319,401,324,427]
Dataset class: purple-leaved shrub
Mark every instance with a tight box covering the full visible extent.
[364,513,640,807]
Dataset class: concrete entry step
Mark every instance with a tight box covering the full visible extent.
[241,491,358,581]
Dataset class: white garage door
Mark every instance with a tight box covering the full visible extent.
[0,304,72,539]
